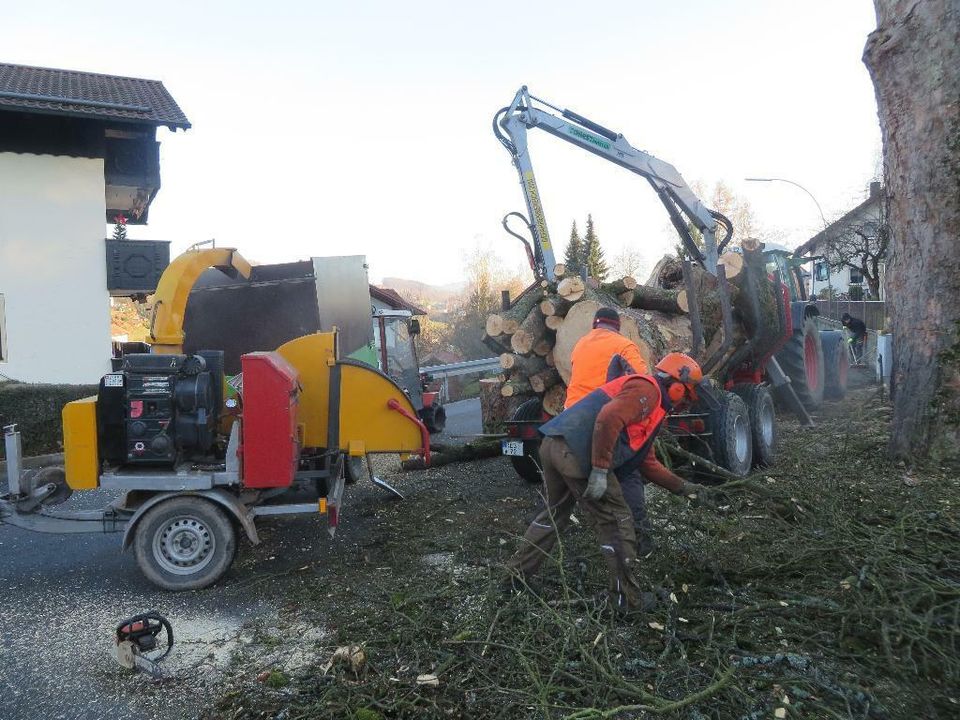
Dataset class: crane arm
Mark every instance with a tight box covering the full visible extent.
[496,86,731,281]
[149,248,253,354]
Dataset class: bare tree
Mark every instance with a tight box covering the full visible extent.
[610,245,646,280]
[450,244,525,359]
[711,180,757,242]
[823,194,890,299]
[864,0,960,465]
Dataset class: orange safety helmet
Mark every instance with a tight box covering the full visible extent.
[654,352,703,403]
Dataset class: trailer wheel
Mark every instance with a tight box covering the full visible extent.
[134,497,236,591]
[510,398,544,485]
[731,383,776,468]
[820,330,849,399]
[775,318,825,410]
[344,455,365,485]
[709,392,753,477]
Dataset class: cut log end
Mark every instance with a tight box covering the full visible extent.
[542,385,567,416]
[557,276,586,302]
[718,250,744,279]
[545,315,564,331]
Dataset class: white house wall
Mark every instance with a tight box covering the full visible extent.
[0,152,111,383]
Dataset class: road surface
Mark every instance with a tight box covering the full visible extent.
[0,398,485,720]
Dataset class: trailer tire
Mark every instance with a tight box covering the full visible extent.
[427,405,447,434]
[344,455,365,485]
[510,398,544,485]
[134,497,237,591]
[775,318,825,410]
[820,330,849,399]
[709,392,753,477]
[731,383,776,468]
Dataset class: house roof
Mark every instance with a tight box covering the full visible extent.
[0,62,190,130]
[370,285,427,316]
[794,185,883,257]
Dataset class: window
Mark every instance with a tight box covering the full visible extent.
[0,293,6,362]
[814,262,830,282]
[849,267,864,284]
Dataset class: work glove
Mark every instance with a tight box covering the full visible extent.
[675,480,721,510]
[584,467,609,501]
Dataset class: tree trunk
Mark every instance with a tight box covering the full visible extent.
[479,378,522,432]
[864,0,960,466]
[618,286,685,314]
[511,306,548,355]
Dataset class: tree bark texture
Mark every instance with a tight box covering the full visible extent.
[864,0,960,465]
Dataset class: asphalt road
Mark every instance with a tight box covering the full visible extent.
[0,397,485,720]
[433,397,483,440]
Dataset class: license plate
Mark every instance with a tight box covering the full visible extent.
[501,440,524,457]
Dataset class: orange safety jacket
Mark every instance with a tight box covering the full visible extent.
[565,328,649,408]
[541,374,668,477]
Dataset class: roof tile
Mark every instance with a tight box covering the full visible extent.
[0,62,190,129]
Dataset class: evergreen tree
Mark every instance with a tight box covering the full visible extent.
[112,214,128,241]
[563,220,584,273]
[583,214,609,282]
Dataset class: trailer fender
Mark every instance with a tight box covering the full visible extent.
[121,489,259,551]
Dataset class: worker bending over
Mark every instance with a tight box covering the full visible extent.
[841,312,867,365]
[565,308,667,553]
[507,353,706,612]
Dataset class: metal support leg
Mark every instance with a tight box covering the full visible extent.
[3,425,23,495]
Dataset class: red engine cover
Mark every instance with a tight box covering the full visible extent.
[239,352,300,489]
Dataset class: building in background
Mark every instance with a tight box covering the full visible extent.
[0,62,187,383]
[795,182,886,301]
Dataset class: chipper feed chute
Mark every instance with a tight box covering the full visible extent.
[275,333,428,459]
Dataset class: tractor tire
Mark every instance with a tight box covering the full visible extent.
[134,497,237,591]
[510,398,544,485]
[775,317,825,410]
[820,330,849,400]
[731,383,776,468]
[709,391,753,477]
[419,405,447,434]
[344,455,365,485]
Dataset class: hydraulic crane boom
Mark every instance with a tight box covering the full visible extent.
[495,86,732,281]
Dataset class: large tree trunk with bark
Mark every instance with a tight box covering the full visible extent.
[864,0,960,466]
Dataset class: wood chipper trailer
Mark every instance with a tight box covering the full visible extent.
[0,248,430,590]
[493,87,827,480]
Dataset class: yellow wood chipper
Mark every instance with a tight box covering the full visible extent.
[1,248,431,590]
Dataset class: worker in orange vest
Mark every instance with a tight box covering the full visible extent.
[565,308,679,554]
[507,353,708,612]
[565,308,649,408]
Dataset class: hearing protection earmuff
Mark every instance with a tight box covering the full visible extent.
[667,380,688,404]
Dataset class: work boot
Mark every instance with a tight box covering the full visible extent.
[636,530,656,557]
[499,570,540,597]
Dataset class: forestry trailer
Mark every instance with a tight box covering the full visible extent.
[0,248,432,590]
[492,86,848,480]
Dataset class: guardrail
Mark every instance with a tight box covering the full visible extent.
[420,357,501,403]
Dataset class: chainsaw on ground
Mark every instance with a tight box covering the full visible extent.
[115,612,174,678]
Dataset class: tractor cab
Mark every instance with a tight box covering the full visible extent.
[372,309,445,433]
[372,309,421,405]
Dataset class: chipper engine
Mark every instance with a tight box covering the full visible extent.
[1,248,430,590]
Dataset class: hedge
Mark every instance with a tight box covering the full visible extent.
[0,382,99,458]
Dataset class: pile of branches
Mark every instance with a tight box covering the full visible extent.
[210,391,959,719]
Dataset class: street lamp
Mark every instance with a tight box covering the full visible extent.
[745,177,831,301]
[744,177,828,229]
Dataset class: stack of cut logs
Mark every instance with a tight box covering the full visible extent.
[479,238,774,428]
